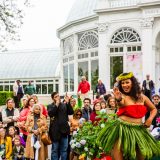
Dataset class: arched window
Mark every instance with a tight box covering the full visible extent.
[78,31,98,50]
[63,37,74,55]
[110,27,141,43]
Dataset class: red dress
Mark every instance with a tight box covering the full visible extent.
[117,105,148,118]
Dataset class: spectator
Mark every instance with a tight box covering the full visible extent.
[106,97,117,114]
[31,94,48,117]
[0,128,12,160]
[20,97,28,112]
[100,101,107,109]
[8,126,25,147]
[82,98,92,121]
[2,98,19,133]
[24,81,36,97]
[12,136,25,160]
[90,102,101,124]
[78,76,90,100]
[152,94,160,128]
[142,74,154,100]
[103,94,112,102]
[47,92,74,160]
[25,104,48,160]
[18,99,31,142]
[95,79,106,95]
[69,109,82,160]
[13,80,24,108]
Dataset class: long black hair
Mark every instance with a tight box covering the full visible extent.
[118,74,142,101]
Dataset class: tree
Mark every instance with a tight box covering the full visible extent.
[0,0,29,51]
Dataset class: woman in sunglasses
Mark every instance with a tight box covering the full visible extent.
[69,109,82,160]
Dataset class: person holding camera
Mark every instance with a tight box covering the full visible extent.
[47,92,74,160]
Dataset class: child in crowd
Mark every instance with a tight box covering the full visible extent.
[90,101,102,124]
[0,128,12,160]
[12,136,25,160]
[106,97,117,114]
[8,126,25,147]
[100,101,107,109]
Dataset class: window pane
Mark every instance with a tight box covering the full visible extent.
[10,85,13,91]
[120,47,123,52]
[110,56,123,88]
[63,65,69,92]
[127,47,131,52]
[137,46,141,51]
[55,84,59,92]
[48,80,53,82]
[69,64,74,91]
[115,48,118,52]
[48,84,53,94]
[91,60,99,90]
[42,80,47,82]
[4,85,9,91]
[0,85,3,91]
[110,48,114,53]
[36,84,41,94]
[78,61,88,82]
[42,84,47,94]
[132,46,136,51]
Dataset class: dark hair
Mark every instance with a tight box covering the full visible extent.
[25,97,35,108]
[152,94,160,99]
[118,74,142,101]
[6,98,14,104]
[73,109,82,119]
[107,97,116,108]
[93,101,101,112]
[104,94,112,102]
[51,92,58,99]
[83,98,91,104]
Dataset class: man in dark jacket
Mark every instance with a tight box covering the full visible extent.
[82,98,92,121]
[47,92,74,160]
[95,79,106,95]
[142,74,154,100]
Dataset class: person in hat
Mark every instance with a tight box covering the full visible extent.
[97,72,160,160]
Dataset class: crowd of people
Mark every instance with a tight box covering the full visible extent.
[0,73,160,160]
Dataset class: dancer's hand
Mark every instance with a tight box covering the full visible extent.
[113,87,122,100]
[143,118,152,128]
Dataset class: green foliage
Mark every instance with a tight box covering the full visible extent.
[70,110,117,159]
[0,91,13,105]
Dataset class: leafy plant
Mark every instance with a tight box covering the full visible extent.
[70,110,117,159]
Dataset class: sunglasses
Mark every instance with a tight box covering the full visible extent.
[76,114,82,116]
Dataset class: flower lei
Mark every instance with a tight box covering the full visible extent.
[117,72,134,81]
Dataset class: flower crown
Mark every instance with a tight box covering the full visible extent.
[117,72,134,81]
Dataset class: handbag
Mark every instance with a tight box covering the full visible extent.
[41,132,52,145]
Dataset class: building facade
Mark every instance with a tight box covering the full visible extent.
[0,49,60,95]
[57,0,160,94]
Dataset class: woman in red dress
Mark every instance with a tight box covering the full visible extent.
[97,72,160,160]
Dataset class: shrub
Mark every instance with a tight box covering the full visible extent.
[0,91,14,105]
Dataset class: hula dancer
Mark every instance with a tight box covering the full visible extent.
[96,72,160,160]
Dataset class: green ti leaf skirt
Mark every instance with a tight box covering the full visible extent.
[96,118,160,160]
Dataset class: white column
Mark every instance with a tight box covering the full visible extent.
[97,23,110,91]
[59,40,64,95]
[140,17,154,80]
[73,34,78,93]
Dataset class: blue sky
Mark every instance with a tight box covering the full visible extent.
[8,0,75,50]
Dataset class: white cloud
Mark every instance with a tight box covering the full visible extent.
[8,0,75,50]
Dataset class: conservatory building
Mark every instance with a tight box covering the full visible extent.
[0,49,60,95]
[57,0,160,94]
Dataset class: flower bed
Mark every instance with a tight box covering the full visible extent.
[70,109,116,159]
